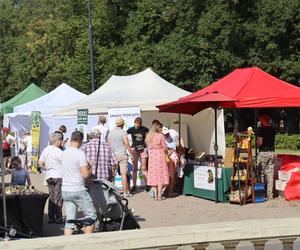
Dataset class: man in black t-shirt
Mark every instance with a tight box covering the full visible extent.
[127,117,149,192]
[257,114,276,199]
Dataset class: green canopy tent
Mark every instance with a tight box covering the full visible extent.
[0,83,46,114]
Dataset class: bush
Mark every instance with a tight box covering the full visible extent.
[275,134,300,150]
[225,133,300,150]
[225,133,235,147]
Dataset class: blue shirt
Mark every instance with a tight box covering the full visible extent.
[11,168,29,186]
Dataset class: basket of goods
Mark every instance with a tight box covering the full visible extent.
[4,186,43,195]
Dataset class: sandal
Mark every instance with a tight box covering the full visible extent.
[157,196,166,201]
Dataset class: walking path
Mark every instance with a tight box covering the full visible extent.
[22,174,300,237]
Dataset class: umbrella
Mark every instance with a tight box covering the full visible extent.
[157,91,237,202]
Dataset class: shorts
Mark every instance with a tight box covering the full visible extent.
[117,155,128,175]
[132,148,148,162]
[62,190,97,229]
[3,150,11,158]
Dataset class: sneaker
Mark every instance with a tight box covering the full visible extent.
[55,218,65,224]
[125,192,133,197]
[148,189,154,198]
[48,219,55,224]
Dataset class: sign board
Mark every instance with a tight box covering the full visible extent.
[194,165,222,191]
[31,111,41,173]
[107,107,141,131]
[77,109,88,141]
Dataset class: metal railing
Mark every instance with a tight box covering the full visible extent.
[1,217,300,250]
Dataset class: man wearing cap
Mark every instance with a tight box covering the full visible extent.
[108,117,133,197]
[257,114,276,200]
[82,128,117,181]
[93,115,109,143]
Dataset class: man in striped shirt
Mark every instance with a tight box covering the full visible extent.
[82,128,117,181]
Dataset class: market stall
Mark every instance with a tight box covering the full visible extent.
[0,83,46,115]
[0,186,48,237]
[54,68,226,157]
[158,67,300,203]
[183,159,232,202]
[7,83,93,152]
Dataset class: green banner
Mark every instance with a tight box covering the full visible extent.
[31,111,41,173]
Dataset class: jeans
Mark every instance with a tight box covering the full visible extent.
[62,190,97,229]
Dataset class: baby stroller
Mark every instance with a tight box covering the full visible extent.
[88,179,140,232]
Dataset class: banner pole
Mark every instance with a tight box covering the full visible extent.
[0,116,8,234]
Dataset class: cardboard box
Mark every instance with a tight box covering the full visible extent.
[278,170,292,181]
[225,147,234,168]
[275,179,287,191]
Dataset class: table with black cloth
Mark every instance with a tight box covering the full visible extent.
[183,163,232,202]
[0,193,48,237]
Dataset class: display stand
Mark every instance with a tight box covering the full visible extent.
[230,130,254,205]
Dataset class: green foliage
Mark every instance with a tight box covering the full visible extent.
[225,133,235,148]
[0,0,300,101]
[275,134,300,150]
[226,133,300,150]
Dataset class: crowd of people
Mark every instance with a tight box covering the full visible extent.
[2,115,185,235]
[0,112,280,235]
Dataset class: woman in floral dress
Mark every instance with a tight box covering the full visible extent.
[146,122,169,200]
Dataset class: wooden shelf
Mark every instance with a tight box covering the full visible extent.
[230,132,255,205]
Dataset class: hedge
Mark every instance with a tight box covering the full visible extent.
[225,133,300,150]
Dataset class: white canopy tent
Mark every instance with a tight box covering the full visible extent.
[55,69,226,157]
[55,68,191,115]
[14,83,87,114]
[8,83,97,152]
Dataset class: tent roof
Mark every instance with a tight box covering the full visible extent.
[181,67,300,108]
[14,83,87,114]
[1,83,46,114]
[54,68,190,116]
[158,92,236,115]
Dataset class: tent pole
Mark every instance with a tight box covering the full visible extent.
[0,116,8,235]
[254,109,258,160]
[214,106,219,203]
[88,0,95,93]
[234,109,242,205]
[178,114,181,140]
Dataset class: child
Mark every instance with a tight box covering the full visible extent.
[10,156,31,186]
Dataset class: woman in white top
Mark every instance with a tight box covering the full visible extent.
[39,132,64,224]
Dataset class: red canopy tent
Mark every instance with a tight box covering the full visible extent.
[159,67,300,113]
[157,67,300,203]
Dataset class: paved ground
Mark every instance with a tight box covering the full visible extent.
[16,173,300,240]
[4,173,300,249]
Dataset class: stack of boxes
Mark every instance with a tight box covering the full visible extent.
[275,170,290,198]
[274,157,285,198]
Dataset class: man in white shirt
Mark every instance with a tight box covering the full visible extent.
[93,115,109,143]
[39,132,64,224]
[61,131,96,235]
